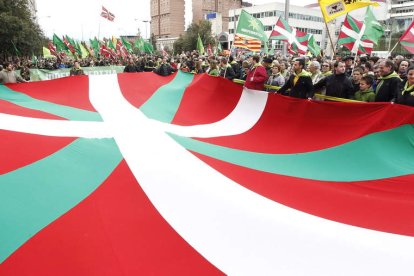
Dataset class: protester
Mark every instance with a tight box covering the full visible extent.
[124,58,139,73]
[266,64,285,92]
[244,55,268,90]
[153,57,176,76]
[229,55,241,79]
[398,60,410,81]
[308,60,323,85]
[0,62,27,84]
[278,58,313,99]
[219,58,236,80]
[351,67,364,97]
[314,61,353,99]
[354,75,376,102]
[69,61,85,76]
[344,56,354,77]
[207,60,219,76]
[375,60,401,102]
[396,66,414,107]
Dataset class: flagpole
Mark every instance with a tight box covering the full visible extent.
[324,20,336,60]
[224,9,238,78]
[387,41,399,56]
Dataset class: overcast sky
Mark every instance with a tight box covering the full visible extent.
[36,0,316,40]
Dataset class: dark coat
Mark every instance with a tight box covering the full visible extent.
[375,72,401,102]
[314,73,353,99]
[396,79,414,107]
[278,71,314,99]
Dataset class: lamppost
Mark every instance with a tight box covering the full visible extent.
[142,20,150,40]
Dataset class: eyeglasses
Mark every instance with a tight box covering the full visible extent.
[322,65,329,67]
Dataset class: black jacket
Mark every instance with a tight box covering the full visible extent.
[154,63,176,76]
[314,73,353,99]
[396,79,414,107]
[278,71,314,99]
[375,72,401,102]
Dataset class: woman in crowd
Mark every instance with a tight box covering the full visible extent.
[396,66,414,107]
[266,64,285,92]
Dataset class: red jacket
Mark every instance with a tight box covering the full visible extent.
[244,64,268,91]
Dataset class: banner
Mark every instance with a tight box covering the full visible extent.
[28,66,125,81]
[1,72,414,275]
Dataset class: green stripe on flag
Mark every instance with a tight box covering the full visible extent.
[338,37,356,45]
[0,85,101,121]
[400,41,414,48]
[140,71,194,123]
[0,138,123,263]
[169,124,414,182]
[347,16,360,33]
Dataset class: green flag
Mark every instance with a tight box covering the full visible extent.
[362,6,384,45]
[307,34,321,56]
[143,41,154,54]
[53,34,67,52]
[11,41,20,56]
[65,35,81,56]
[235,10,268,42]
[197,34,205,55]
[108,38,117,51]
[90,37,100,56]
[134,37,145,52]
[121,37,133,53]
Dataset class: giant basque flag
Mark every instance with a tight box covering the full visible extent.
[1,71,414,275]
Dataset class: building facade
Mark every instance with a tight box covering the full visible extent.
[192,0,243,32]
[389,0,414,32]
[228,3,327,54]
[150,0,185,49]
[150,0,246,50]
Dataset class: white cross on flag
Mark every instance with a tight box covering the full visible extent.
[338,14,373,54]
[100,6,115,22]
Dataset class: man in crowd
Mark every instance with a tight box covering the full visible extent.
[0,62,27,84]
[314,60,353,99]
[153,57,176,76]
[308,60,323,85]
[278,58,313,99]
[244,55,268,91]
[398,59,410,81]
[219,58,236,80]
[344,56,354,77]
[375,60,401,102]
[69,61,85,76]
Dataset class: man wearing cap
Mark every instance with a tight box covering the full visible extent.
[344,56,354,77]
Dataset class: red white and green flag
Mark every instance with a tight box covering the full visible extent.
[1,72,414,275]
[269,17,309,54]
[338,14,374,54]
[400,20,414,54]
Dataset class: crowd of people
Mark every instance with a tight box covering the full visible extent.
[1,51,414,107]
